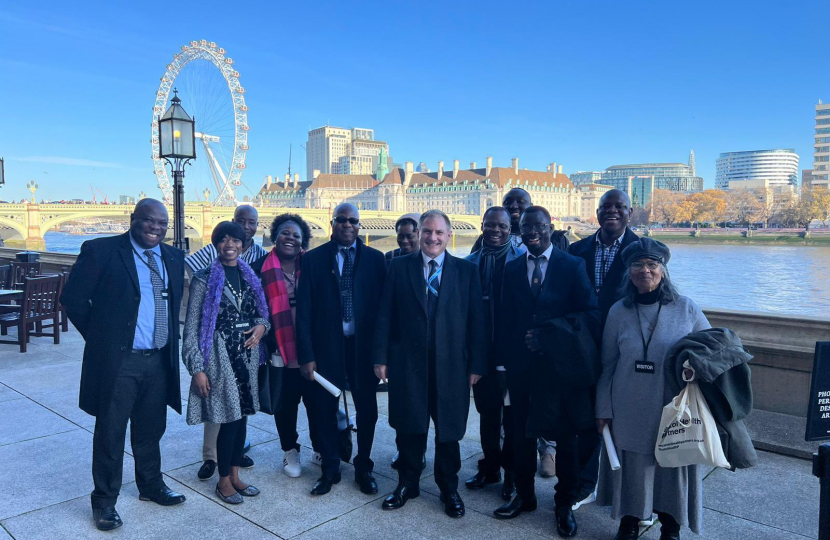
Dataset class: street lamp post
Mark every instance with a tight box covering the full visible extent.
[157,88,195,253]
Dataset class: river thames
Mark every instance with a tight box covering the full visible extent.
[43,232,830,318]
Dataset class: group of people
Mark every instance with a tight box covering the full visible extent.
[63,188,710,540]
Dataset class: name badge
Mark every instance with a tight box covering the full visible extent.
[234,321,251,331]
[635,361,655,374]
[161,290,169,300]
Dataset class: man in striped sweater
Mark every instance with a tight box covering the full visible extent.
[185,205,268,480]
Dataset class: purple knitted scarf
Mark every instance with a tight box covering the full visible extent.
[199,257,269,368]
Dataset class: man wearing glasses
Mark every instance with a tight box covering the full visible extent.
[296,203,387,496]
[495,206,599,538]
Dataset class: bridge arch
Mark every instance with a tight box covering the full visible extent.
[0,217,26,241]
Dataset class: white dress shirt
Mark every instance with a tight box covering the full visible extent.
[336,241,357,336]
[421,250,446,291]
[526,243,554,287]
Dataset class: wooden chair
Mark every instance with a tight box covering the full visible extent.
[0,275,61,352]
[8,262,41,289]
[0,264,10,289]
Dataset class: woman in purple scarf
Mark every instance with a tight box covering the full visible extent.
[182,221,271,505]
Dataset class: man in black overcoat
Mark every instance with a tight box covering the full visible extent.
[567,188,638,508]
[296,202,387,496]
[374,209,487,518]
[61,199,185,531]
[495,206,600,538]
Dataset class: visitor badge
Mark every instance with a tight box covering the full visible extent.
[235,321,252,331]
[635,361,655,374]
[161,290,169,300]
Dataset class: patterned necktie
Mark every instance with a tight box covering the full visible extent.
[426,260,439,348]
[143,250,168,349]
[530,254,546,296]
[340,247,354,323]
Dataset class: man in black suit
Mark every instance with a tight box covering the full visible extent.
[494,206,599,538]
[296,202,387,496]
[62,199,186,531]
[374,209,487,518]
[567,189,637,509]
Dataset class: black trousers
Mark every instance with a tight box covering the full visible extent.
[217,417,247,477]
[275,367,320,453]
[307,336,378,478]
[472,370,514,475]
[510,382,599,508]
[577,435,601,497]
[91,350,168,509]
[395,348,461,494]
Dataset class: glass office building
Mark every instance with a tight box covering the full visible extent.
[599,163,703,202]
[715,149,799,190]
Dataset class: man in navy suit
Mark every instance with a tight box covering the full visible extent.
[62,199,186,531]
[494,206,599,538]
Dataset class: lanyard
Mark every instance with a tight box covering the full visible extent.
[635,302,662,363]
[132,247,167,287]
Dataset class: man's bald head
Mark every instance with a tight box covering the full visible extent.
[130,198,168,250]
[333,202,359,219]
[331,202,360,246]
[597,189,632,243]
[233,205,259,247]
[599,189,631,208]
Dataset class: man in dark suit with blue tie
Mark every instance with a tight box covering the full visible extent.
[495,206,600,538]
[374,209,487,518]
[62,198,186,531]
[296,202,387,496]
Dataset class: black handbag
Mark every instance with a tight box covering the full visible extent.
[258,360,283,415]
[338,392,354,463]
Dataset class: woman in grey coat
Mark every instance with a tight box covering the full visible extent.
[183,222,271,505]
[595,238,710,540]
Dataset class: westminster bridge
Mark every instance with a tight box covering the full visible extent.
[0,203,484,250]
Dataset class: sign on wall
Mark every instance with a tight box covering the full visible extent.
[806,342,830,442]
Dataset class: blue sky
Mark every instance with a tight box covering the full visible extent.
[0,0,825,202]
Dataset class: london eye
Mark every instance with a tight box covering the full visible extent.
[151,40,249,206]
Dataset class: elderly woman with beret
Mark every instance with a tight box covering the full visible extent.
[595,238,710,540]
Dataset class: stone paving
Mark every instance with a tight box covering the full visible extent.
[0,327,821,539]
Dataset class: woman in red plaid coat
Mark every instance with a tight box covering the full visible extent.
[251,214,321,479]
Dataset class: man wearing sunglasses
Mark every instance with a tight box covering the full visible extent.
[296,202,387,497]
[495,206,599,538]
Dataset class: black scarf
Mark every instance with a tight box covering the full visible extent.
[477,240,512,347]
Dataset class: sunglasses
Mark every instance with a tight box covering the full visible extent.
[333,216,360,225]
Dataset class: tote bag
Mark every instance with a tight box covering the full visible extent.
[655,367,730,469]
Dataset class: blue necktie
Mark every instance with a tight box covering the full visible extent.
[426,260,439,349]
[340,247,354,323]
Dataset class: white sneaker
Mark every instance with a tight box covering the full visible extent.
[282,449,301,478]
[572,489,596,510]
[639,513,657,526]
[539,452,556,478]
[311,451,322,467]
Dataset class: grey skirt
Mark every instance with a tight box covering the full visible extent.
[596,447,703,534]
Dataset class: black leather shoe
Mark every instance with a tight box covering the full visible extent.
[310,473,341,495]
[660,532,680,540]
[381,484,420,510]
[355,471,379,494]
[501,471,517,501]
[464,470,500,490]
[555,507,578,537]
[240,454,254,468]
[197,460,216,480]
[440,490,465,518]
[92,507,122,531]
[613,517,640,540]
[139,487,186,506]
[493,494,537,519]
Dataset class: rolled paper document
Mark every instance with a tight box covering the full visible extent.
[602,424,621,471]
[503,389,511,407]
[313,371,342,398]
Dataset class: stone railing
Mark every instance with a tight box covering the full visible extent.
[1,248,824,417]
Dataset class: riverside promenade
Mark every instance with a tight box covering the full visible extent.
[0,325,821,540]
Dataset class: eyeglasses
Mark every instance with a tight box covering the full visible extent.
[333,216,359,225]
[630,261,661,271]
[519,224,550,234]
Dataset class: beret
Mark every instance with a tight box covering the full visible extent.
[621,236,671,267]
